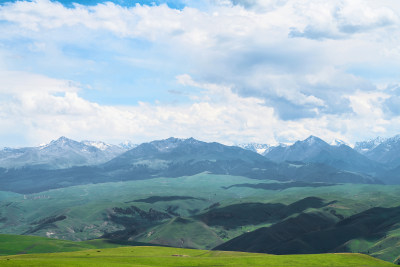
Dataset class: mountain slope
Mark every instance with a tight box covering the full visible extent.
[354,137,386,154]
[0,137,382,194]
[357,135,400,168]
[0,137,127,170]
[236,143,271,154]
[102,137,278,180]
[264,136,384,175]
[214,205,400,264]
[214,211,338,253]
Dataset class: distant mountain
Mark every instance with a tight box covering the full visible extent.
[264,136,384,175]
[104,137,376,184]
[0,137,381,194]
[330,139,349,146]
[236,143,271,154]
[102,137,277,179]
[0,137,128,169]
[355,135,400,168]
[117,140,138,150]
[276,162,379,185]
[354,137,386,154]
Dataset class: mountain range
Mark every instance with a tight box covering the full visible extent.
[2,135,400,264]
[0,137,136,170]
[354,135,400,168]
[0,134,400,194]
[0,135,393,194]
[263,136,384,175]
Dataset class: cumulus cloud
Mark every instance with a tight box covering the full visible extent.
[0,71,279,146]
[0,70,396,148]
[288,0,398,40]
[0,0,400,146]
[0,71,79,95]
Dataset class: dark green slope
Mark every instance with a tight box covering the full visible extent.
[214,211,338,253]
[214,205,400,264]
[95,197,332,249]
[223,181,337,190]
[197,197,328,229]
[135,217,224,249]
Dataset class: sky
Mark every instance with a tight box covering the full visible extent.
[0,0,400,147]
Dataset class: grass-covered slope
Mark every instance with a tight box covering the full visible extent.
[0,234,153,256]
[0,246,395,266]
[135,217,223,249]
[2,175,400,263]
[214,205,400,264]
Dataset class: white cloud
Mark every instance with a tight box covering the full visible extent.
[0,71,79,95]
[0,71,279,146]
[0,0,400,146]
[0,70,397,148]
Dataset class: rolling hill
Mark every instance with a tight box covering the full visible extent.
[214,205,400,264]
[0,242,395,266]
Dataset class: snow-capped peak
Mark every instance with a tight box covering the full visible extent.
[117,141,137,150]
[39,136,76,149]
[331,139,348,147]
[82,140,111,151]
[387,134,400,143]
[303,135,326,146]
[236,143,271,154]
[354,136,386,154]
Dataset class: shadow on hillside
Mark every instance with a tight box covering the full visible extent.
[196,197,329,229]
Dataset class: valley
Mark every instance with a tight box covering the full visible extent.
[1,136,400,265]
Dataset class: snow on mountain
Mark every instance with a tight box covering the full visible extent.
[118,141,138,150]
[358,134,400,167]
[264,135,382,174]
[354,137,386,154]
[82,140,113,151]
[2,134,400,172]
[0,137,130,169]
[330,139,349,147]
[236,143,271,154]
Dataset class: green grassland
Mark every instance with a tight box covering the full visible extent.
[0,246,395,266]
[0,234,157,256]
[2,173,400,264]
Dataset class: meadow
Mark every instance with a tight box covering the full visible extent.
[0,246,395,266]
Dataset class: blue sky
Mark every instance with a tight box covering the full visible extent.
[0,0,400,147]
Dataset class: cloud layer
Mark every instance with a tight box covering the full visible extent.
[0,0,399,146]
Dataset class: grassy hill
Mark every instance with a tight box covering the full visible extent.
[0,246,395,266]
[3,175,400,264]
[214,205,400,264]
[135,217,224,249]
[0,234,155,256]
